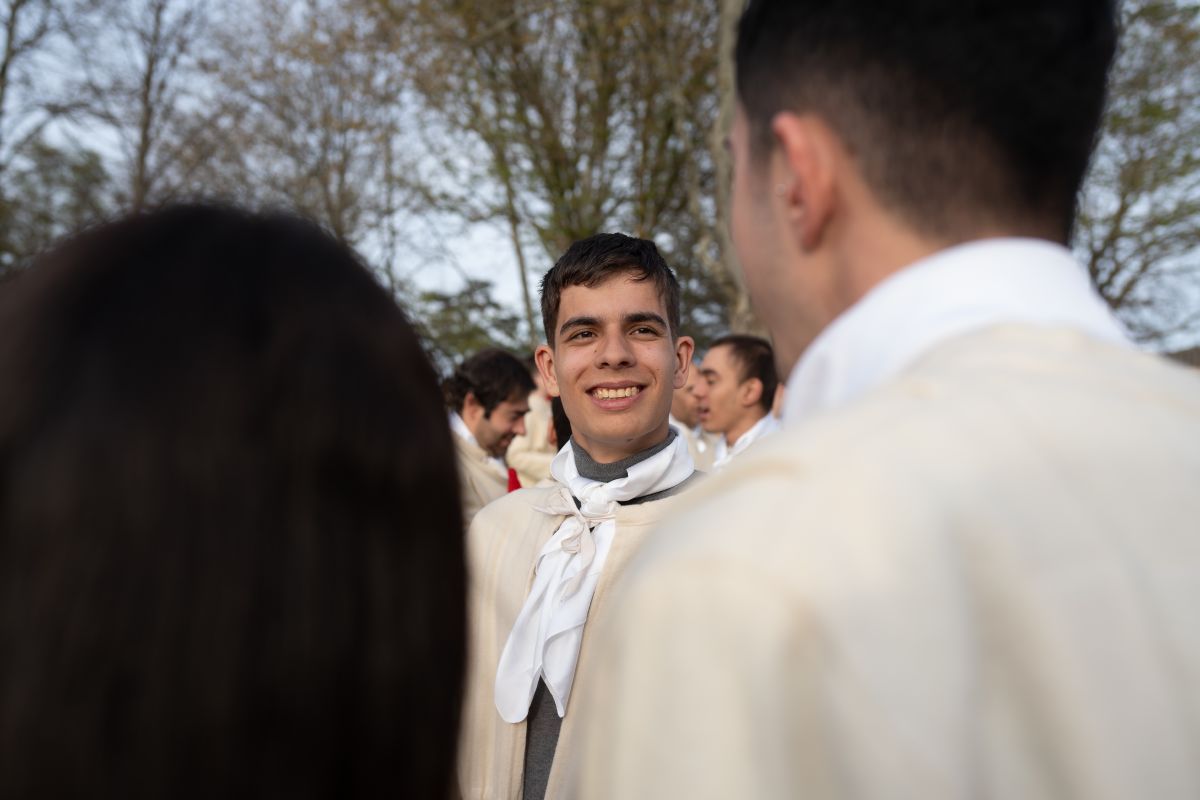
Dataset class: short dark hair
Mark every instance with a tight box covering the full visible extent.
[735,0,1118,240]
[443,347,535,416]
[0,204,465,798]
[540,233,682,345]
[710,334,778,413]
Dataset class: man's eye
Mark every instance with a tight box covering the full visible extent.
[632,326,658,336]
[569,330,595,340]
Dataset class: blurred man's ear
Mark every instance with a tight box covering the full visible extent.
[739,378,764,410]
[772,112,839,252]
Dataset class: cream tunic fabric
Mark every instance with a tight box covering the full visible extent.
[575,325,1200,799]
[454,431,509,525]
[458,481,699,799]
[507,392,556,488]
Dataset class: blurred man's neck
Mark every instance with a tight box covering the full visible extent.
[724,411,765,448]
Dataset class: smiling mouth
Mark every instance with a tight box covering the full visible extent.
[591,386,642,400]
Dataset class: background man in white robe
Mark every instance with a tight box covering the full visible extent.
[444,348,533,523]
[576,0,1200,798]
[669,361,717,471]
[458,233,701,800]
[693,333,780,470]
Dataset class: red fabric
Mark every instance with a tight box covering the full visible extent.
[507,467,522,492]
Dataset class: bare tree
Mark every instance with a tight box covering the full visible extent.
[0,1,114,271]
[67,0,214,212]
[173,0,424,293]
[0,0,69,180]
[371,0,746,345]
[1077,0,1200,345]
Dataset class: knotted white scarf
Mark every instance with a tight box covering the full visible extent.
[494,434,694,722]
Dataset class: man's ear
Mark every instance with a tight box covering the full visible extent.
[673,336,695,389]
[461,390,484,425]
[738,377,764,410]
[771,112,838,252]
[534,344,560,397]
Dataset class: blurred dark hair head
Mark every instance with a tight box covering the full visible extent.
[0,204,465,799]
[735,0,1118,241]
[540,233,682,345]
[442,347,535,417]
[709,334,778,413]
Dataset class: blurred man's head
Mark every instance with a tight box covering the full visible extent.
[730,0,1118,373]
[671,361,703,429]
[694,335,777,446]
[535,233,694,463]
[444,348,534,457]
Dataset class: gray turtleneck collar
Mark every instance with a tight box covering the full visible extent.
[571,428,677,481]
[568,428,699,505]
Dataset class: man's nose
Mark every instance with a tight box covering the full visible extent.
[514,417,528,437]
[594,331,635,368]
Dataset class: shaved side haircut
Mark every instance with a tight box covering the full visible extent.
[736,0,1118,241]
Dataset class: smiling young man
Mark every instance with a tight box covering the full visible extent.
[575,0,1200,798]
[456,233,700,800]
[693,334,779,470]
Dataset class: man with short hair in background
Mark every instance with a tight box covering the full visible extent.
[693,334,779,470]
[669,361,716,471]
[576,0,1200,797]
[444,348,534,523]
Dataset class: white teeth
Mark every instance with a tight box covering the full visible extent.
[595,386,640,399]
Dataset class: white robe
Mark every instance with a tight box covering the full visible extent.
[458,477,701,799]
[573,239,1200,799]
[710,412,779,471]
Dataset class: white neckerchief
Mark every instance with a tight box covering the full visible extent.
[494,434,694,722]
[449,411,506,472]
[783,238,1133,425]
[711,413,780,471]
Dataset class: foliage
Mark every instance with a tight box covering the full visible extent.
[411,278,527,376]
[0,137,109,274]
[1076,0,1200,345]
[185,0,419,290]
[2,0,1199,351]
[372,0,742,345]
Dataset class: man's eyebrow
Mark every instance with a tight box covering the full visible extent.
[700,367,718,378]
[558,315,600,337]
[624,311,668,328]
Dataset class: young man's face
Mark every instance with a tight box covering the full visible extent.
[536,272,694,463]
[693,344,763,444]
[464,391,530,458]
